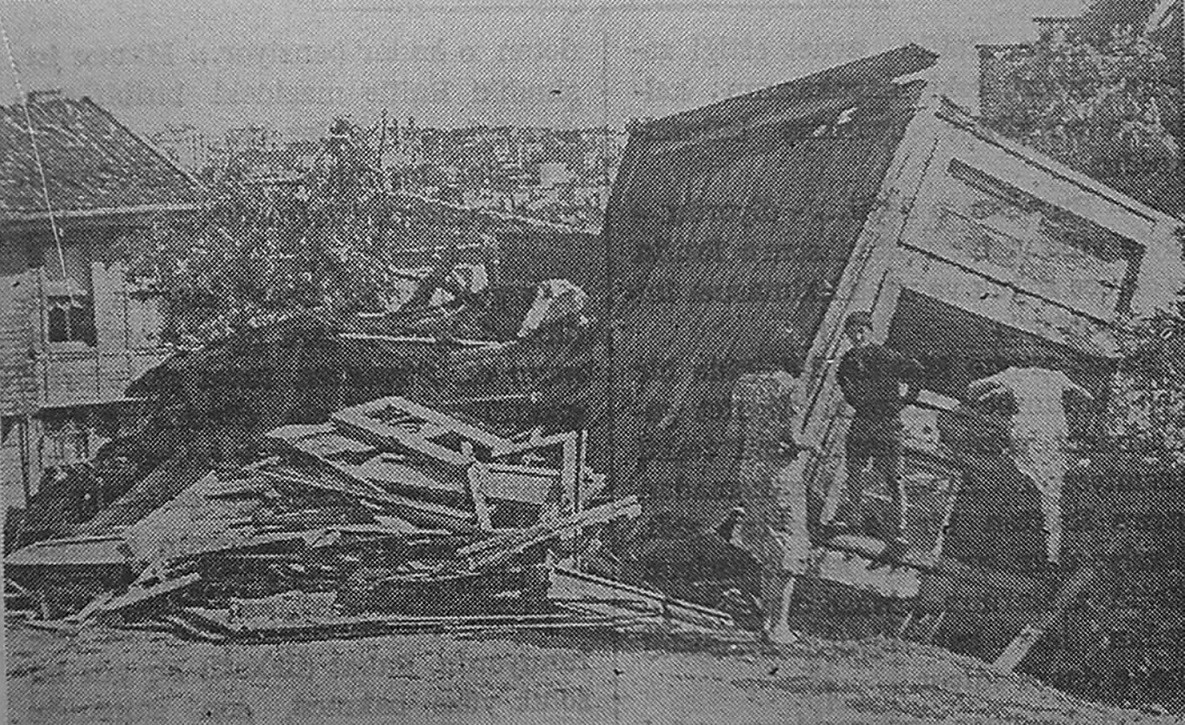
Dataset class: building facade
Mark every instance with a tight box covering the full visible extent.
[0,91,202,507]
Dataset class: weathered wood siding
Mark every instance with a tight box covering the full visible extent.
[0,236,38,417]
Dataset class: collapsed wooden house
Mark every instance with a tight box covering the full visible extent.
[596,43,1184,679]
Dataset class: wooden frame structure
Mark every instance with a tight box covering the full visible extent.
[797,94,1183,568]
[272,397,596,533]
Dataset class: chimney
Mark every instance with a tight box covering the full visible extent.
[26,89,64,104]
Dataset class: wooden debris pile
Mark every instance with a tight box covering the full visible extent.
[5,397,740,642]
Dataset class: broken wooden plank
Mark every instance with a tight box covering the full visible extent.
[372,514,449,535]
[254,464,479,534]
[460,497,642,569]
[559,432,579,520]
[67,590,117,625]
[821,534,1045,596]
[348,455,467,496]
[204,479,276,499]
[98,573,202,615]
[335,397,514,458]
[267,424,379,460]
[497,430,582,457]
[338,333,495,349]
[461,497,640,556]
[467,461,494,531]
[548,565,736,630]
[183,605,647,643]
[992,564,1098,673]
[163,612,230,642]
[24,619,84,634]
[5,534,132,568]
[574,430,588,511]
[482,463,557,505]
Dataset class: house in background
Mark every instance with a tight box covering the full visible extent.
[0,91,203,508]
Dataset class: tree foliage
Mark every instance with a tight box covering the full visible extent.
[1107,309,1185,467]
[119,120,479,347]
[984,2,1185,468]
[986,4,1183,215]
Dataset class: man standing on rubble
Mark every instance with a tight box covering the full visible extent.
[728,322,820,642]
[830,311,924,563]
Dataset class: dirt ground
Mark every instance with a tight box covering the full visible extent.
[4,622,1175,725]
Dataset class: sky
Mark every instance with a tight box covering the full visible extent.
[0,0,1087,137]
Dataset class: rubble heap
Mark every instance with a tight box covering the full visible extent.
[5,395,750,643]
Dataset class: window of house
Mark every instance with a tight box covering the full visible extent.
[914,160,1141,320]
[41,239,96,346]
[45,287,96,345]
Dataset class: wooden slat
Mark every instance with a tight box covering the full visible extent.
[460,497,641,569]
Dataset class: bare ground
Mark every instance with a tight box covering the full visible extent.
[4,622,1175,725]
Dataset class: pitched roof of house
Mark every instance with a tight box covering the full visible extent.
[0,92,203,223]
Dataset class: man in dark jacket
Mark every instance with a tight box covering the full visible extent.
[831,311,924,561]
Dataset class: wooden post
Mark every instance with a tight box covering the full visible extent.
[463,442,492,531]
[18,414,32,506]
[574,430,587,513]
[559,432,579,524]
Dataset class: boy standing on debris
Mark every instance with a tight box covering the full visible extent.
[728,323,819,642]
[831,311,924,562]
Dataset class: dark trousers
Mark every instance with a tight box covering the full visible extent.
[840,416,906,540]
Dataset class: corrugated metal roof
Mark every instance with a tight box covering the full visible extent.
[0,93,203,221]
[594,45,937,508]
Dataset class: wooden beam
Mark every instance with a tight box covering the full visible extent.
[547,565,736,631]
[992,564,1098,673]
